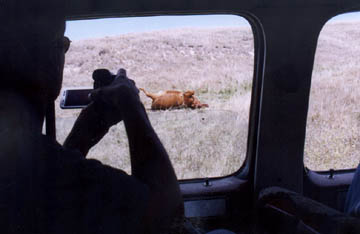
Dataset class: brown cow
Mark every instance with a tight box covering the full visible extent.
[139,88,209,110]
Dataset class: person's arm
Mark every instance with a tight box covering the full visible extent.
[63,103,110,157]
[123,98,183,232]
[94,70,183,232]
[63,68,117,157]
[122,97,183,233]
[64,69,183,232]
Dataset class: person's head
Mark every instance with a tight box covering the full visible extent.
[0,0,66,109]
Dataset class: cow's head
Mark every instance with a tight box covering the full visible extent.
[183,91,209,109]
[183,91,195,107]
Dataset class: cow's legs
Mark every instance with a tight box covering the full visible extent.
[139,88,160,101]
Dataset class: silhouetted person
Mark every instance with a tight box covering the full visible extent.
[345,163,360,217]
[0,1,183,233]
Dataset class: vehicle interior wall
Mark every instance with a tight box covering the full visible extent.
[60,0,360,231]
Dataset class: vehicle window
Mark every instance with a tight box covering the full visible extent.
[305,12,360,171]
[57,15,254,179]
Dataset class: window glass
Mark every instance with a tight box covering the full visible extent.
[57,15,254,179]
[305,12,360,171]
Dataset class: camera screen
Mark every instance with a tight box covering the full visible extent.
[62,89,92,108]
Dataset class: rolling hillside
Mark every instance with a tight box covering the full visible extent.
[56,21,360,179]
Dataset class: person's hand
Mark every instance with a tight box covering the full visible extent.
[89,68,141,127]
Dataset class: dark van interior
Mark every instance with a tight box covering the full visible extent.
[19,0,360,233]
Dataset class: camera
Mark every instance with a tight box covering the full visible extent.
[60,69,119,109]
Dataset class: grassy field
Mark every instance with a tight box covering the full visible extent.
[56,21,360,179]
[305,21,360,171]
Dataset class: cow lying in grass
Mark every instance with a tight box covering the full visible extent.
[139,88,209,110]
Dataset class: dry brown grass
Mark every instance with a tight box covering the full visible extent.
[55,21,360,179]
[57,27,253,179]
[304,21,360,170]
[304,22,360,170]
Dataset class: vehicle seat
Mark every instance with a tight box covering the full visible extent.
[257,186,360,234]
